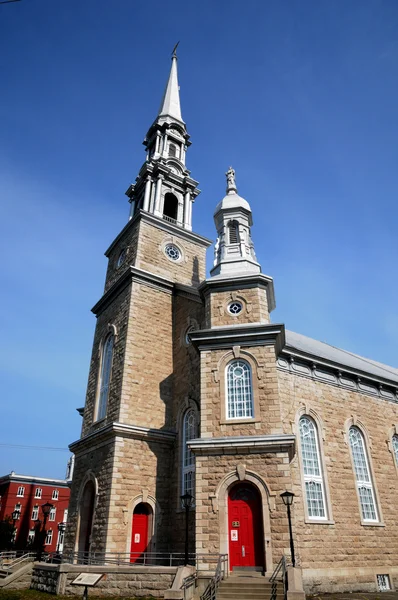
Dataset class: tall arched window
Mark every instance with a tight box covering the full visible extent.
[96,333,114,421]
[182,409,197,497]
[393,434,398,467]
[163,193,178,222]
[226,360,253,419]
[299,416,327,519]
[168,143,178,158]
[228,221,239,244]
[349,426,378,522]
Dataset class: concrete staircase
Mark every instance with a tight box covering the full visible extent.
[217,575,284,600]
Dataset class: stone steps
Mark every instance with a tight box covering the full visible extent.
[217,576,283,600]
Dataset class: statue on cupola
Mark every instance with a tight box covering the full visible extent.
[211,168,260,277]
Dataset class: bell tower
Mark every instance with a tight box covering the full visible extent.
[126,46,199,231]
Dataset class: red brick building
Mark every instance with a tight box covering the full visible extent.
[0,472,70,553]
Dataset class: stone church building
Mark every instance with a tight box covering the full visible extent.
[65,53,398,593]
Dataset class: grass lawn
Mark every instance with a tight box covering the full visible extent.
[0,591,155,600]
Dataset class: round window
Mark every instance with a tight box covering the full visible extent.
[228,301,243,315]
[117,249,126,268]
[185,325,195,346]
[164,244,181,262]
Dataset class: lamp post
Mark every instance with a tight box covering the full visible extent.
[38,502,54,561]
[57,522,66,554]
[180,493,193,566]
[11,508,20,547]
[280,491,295,567]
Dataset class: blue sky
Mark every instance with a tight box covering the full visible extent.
[0,0,397,478]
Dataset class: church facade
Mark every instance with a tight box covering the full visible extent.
[65,53,398,593]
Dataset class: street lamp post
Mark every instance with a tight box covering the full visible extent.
[180,493,193,566]
[38,502,54,561]
[280,491,295,567]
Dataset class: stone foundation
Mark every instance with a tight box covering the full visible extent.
[31,563,176,597]
[303,566,398,594]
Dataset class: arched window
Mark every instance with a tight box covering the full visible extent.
[168,143,178,158]
[299,416,327,519]
[228,221,239,244]
[349,426,378,522]
[163,193,178,222]
[393,434,398,467]
[182,409,197,497]
[226,360,253,419]
[96,333,114,421]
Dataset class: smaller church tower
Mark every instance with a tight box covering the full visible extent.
[211,167,260,276]
[126,46,199,231]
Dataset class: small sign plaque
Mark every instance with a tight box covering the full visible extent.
[230,530,238,541]
[72,573,103,587]
[134,533,140,543]
[232,521,240,527]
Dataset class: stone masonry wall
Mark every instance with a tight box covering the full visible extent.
[205,286,269,328]
[104,218,140,293]
[63,441,115,556]
[81,284,132,436]
[278,368,398,589]
[200,345,283,438]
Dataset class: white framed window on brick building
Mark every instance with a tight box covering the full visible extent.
[34,488,42,499]
[226,359,253,419]
[27,529,35,544]
[16,486,25,497]
[14,503,22,518]
[45,529,53,545]
[31,505,39,520]
[349,426,379,523]
[299,416,328,520]
[95,332,114,421]
[52,489,59,500]
[182,409,197,499]
[49,507,56,521]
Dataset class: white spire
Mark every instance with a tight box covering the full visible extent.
[158,45,183,122]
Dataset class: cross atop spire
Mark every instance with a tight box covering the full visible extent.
[158,44,183,123]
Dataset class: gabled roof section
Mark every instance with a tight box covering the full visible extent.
[285,330,398,384]
[158,52,183,122]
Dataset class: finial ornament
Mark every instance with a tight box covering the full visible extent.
[226,166,237,194]
[172,41,180,58]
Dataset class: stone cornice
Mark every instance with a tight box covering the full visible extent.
[278,351,398,403]
[199,273,276,312]
[188,434,295,459]
[105,210,212,257]
[190,323,285,353]
[92,267,202,315]
[69,422,176,454]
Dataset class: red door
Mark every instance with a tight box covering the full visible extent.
[228,483,264,571]
[130,504,150,563]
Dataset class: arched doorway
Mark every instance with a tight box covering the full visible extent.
[163,193,178,222]
[130,503,152,563]
[228,482,264,571]
[77,480,95,556]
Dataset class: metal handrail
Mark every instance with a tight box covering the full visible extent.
[44,551,225,568]
[270,556,287,600]
[200,554,227,600]
[0,552,36,575]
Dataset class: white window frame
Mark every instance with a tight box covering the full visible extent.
[49,507,56,522]
[16,486,25,497]
[56,527,65,552]
[45,529,53,545]
[34,488,42,499]
[181,409,197,500]
[349,426,379,523]
[95,333,114,421]
[52,489,59,501]
[14,503,22,518]
[299,416,328,521]
[31,505,39,520]
[63,509,68,522]
[225,359,254,420]
[392,434,398,468]
[27,529,35,544]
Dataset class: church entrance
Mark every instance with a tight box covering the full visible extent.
[228,483,264,571]
[130,503,152,563]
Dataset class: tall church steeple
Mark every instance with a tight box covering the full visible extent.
[126,48,199,231]
[211,167,261,276]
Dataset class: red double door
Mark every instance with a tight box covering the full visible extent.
[228,483,264,570]
[130,504,150,563]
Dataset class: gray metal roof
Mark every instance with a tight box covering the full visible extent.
[285,330,398,384]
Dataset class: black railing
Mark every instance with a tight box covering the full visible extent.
[270,555,287,600]
[200,554,228,600]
